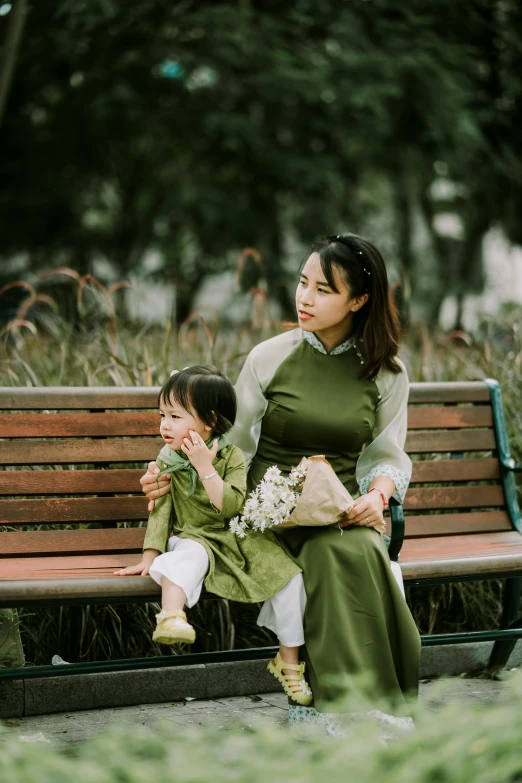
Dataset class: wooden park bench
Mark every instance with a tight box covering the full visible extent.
[0,380,521,682]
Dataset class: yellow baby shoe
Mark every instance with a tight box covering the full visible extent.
[152,609,196,645]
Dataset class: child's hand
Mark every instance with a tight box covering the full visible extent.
[181,430,219,473]
[114,550,159,576]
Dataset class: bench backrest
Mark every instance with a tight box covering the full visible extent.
[404,380,520,540]
[0,388,160,562]
[0,381,519,547]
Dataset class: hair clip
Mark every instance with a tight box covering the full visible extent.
[169,369,179,377]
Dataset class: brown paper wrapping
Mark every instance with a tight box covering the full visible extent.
[276,455,355,529]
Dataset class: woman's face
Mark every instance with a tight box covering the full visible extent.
[296,253,366,335]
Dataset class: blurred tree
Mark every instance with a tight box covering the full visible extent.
[0,0,520,324]
[403,0,522,328]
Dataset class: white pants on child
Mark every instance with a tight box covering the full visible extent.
[149,536,209,608]
[257,574,306,647]
[148,535,306,647]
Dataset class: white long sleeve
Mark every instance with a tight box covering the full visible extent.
[356,358,411,503]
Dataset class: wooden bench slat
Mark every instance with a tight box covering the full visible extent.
[0,577,160,601]
[1,408,492,437]
[400,511,511,537]
[4,486,500,523]
[403,530,522,551]
[0,469,145,495]
[1,431,497,464]
[408,382,490,404]
[0,568,142,579]
[403,485,505,511]
[0,388,160,410]
[0,497,148,525]
[399,531,522,580]
[401,554,522,581]
[0,413,159,438]
[0,527,146,555]
[0,553,139,576]
[406,429,496,453]
[0,383,491,410]
[411,459,500,483]
[0,461,500,496]
[407,407,493,430]
[0,568,139,578]
[0,439,162,466]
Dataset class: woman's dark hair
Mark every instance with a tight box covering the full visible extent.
[308,233,401,380]
[158,365,237,436]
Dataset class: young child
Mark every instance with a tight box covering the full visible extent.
[115,365,312,705]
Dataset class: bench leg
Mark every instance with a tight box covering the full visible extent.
[487,578,522,673]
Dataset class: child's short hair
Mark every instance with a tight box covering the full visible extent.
[158,365,237,436]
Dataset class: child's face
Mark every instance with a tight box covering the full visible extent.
[159,396,212,450]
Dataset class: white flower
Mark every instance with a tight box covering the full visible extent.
[229,516,247,539]
[264,466,282,482]
[230,463,306,537]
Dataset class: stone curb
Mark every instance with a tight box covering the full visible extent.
[2,641,521,719]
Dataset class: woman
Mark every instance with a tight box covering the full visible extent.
[141,233,421,736]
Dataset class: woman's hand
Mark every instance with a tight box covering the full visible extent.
[140,461,171,512]
[340,491,386,533]
[181,430,219,475]
[113,549,159,577]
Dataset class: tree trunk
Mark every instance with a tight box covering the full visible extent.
[0,0,28,130]
[454,216,485,331]
[390,167,415,329]
[254,196,294,321]
[418,181,453,328]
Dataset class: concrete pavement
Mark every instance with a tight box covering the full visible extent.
[0,676,513,749]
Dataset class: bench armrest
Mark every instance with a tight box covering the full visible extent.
[502,458,522,473]
[387,496,405,562]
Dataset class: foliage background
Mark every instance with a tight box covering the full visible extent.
[1,0,522,325]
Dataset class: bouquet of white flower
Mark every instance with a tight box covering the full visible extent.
[230,455,360,538]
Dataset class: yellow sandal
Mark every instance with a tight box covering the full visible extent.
[267,652,313,706]
[152,609,196,645]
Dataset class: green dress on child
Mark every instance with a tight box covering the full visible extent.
[230,327,421,735]
[142,441,301,603]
